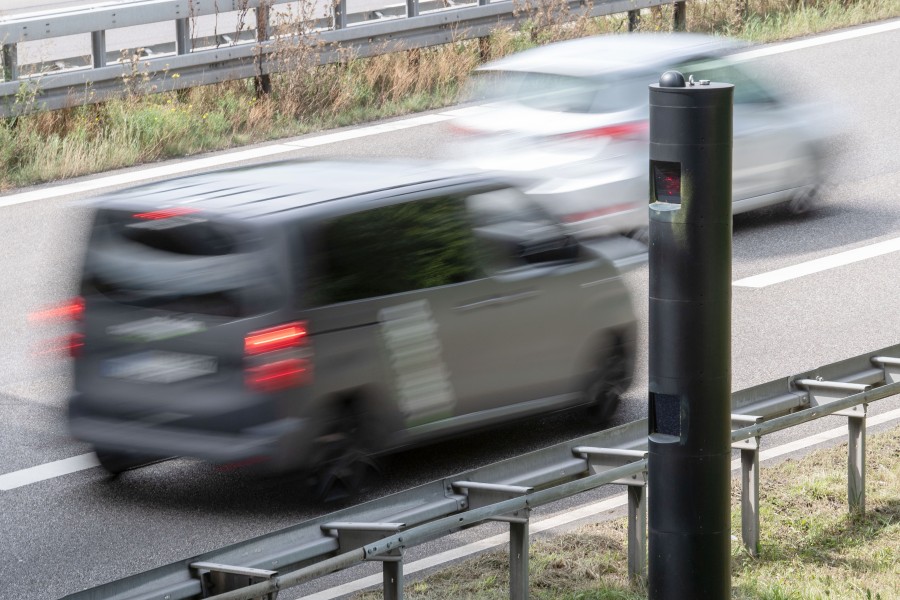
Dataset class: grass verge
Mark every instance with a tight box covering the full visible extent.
[2,0,900,192]
[353,425,900,599]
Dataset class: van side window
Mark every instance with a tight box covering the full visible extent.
[465,188,567,274]
[312,196,483,305]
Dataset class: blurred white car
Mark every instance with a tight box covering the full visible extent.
[448,33,832,240]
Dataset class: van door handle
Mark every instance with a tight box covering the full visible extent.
[455,290,539,312]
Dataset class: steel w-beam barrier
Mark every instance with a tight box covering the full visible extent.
[0,0,684,117]
[62,343,900,600]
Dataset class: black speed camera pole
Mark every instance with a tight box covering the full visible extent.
[647,71,734,600]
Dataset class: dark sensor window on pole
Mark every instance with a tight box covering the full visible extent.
[653,161,681,204]
[651,392,681,436]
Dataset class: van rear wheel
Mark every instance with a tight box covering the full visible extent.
[585,343,630,426]
[309,404,380,502]
[311,445,379,503]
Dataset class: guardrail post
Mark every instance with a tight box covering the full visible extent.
[1,44,17,82]
[334,0,348,29]
[407,0,420,18]
[384,557,404,600]
[733,414,762,557]
[741,446,760,555]
[479,37,491,61]
[733,0,747,27]
[628,10,641,32]
[797,379,871,515]
[846,406,866,513]
[91,31,107,68]
[450,481,532,600]
[176,18,191,55]
[477,0,491,62]
[255,1,272,96]
[627,483,647,582]
[673,2,686,31]
[573,448,647,581]
[510,519,529,600]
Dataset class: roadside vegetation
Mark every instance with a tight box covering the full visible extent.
[1,0,899,191]
[355,425,900,599]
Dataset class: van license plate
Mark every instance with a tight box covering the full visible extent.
[103,351,217,383]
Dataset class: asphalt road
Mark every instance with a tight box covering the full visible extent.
[2,20,900,600]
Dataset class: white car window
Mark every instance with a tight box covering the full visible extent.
[680,59,777,105]
[466,70,642,114]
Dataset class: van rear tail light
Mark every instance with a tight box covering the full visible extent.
[244,322,307,356]
[244,322,311,392]
[29,297,84,360]
[29,296,84,323]
[66,333,85,358]
[133,207,200,220]
[32,333,84,358]
[246,359,310,392]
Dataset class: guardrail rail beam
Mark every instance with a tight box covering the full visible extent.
[191,562,279,600]
[0,0,683,117]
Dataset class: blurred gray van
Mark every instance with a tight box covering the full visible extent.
[67,160,638,494]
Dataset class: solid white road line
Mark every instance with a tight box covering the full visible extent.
[300,407,900,600]
[733,236,900,288]
[0,112,457,210]
[0,452,98,491]
[1,408,897,493]
[731,18,900,62]
[0,144,299,209]
[0,19,897,210]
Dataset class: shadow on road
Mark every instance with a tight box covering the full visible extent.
[84,407,607,517]
[733,200,900,260]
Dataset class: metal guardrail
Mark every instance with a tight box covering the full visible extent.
[0,0,686,117]
[61,343,900,600]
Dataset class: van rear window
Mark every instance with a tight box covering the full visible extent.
[121,214,237,256]
[83,209,281,317]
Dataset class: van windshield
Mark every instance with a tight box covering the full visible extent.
[83,208,283,318]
